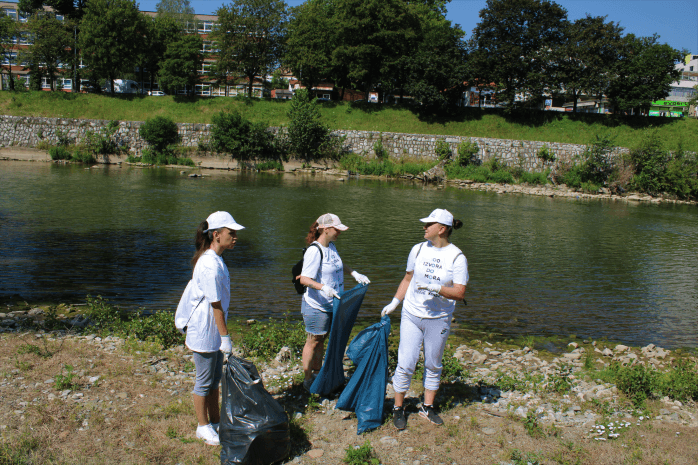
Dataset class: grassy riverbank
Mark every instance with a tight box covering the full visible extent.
[2,91,698,153]
[1,296,698,464]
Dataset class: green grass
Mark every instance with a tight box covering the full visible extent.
[3,91,698,152]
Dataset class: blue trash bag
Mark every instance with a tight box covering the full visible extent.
[220,356,290,465]
[310,284,369,396]
[336,315,391,434]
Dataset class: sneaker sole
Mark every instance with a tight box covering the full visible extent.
[197,437,220,446]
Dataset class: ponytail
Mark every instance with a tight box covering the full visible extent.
[447,219,463,237]
[192,220,213,267]
[305,221,320,246]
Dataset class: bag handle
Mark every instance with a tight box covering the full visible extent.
[182,294,205,333]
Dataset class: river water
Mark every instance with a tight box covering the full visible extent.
[1,162,697,347]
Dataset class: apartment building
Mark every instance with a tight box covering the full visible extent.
[649,54,698,117]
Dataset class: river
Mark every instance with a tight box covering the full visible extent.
[1,161,697,347]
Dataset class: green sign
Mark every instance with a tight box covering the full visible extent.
[650,100,689,107]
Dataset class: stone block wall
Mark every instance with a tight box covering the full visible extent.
[0,115,629,169]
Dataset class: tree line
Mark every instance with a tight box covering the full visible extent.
[0,0,686,114]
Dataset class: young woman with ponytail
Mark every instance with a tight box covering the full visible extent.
[181,211,244,446]
[298,213,370,391]
[381,209,468,430]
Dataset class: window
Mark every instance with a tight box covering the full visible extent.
[199,21,214,34]
[1,52,17,65]
[41,77,51,89]
[19,33,33,45]
[18,11,27,22]
[3,8,16,20]
[55,14,64,21]
[59,78,72,90]
[195,84,211,96]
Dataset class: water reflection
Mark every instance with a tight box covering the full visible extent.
[1,161,697,347]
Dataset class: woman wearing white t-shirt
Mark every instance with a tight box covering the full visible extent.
[381,209,468,429]
[182,211,244,446]
[298,213,370,390]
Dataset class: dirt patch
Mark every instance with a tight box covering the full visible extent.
[1,332,697,465]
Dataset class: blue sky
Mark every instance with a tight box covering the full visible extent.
[137,0,697,54]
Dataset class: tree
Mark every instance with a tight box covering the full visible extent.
[557,15,624,112]
[158,34,202,95]
[606,34,683,114]
[287,88,330,160]
[0,11,22,91]
[79,0,147,95]
[331,0,420,101]
[139,116,180,153]
[155,0,194,24]
[212,0,288,98]
[19,13,72,91]
[471,0,568,108]
[402,4,468,109]
[140,15,182,92]
[283,0,337,94]
[18,0,88,19]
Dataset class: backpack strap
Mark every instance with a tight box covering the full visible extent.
[182,294,206,333]
[310,242,324,262]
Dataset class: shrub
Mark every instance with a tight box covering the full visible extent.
[660,360,698,401]
[373,138,388,160]
[139,116,180,153]
[255,160,284,171]
[55,129,72,147]
[49,146,71,160]
[71,149,95,164]
[537,145,556,162]
[435,140,452,161]
[455,141,479,167]
[210,110,275,161]
[628,129,698,199]
[287,89,331,161]
[520,170,549,185]
[338,153,434,177]
[610,362,657,406]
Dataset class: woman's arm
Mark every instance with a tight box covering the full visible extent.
[299,275,323,291]
[394,271,414,301]
[211,301,228,336]
[435,283,466,301]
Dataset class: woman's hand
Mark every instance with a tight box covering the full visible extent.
[321,284,341,300]
[351,270,371,285]
[381,297,400,317]
[417,283,442,294]
[220,335,232,354]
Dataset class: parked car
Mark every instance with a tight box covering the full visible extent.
[148,90,166,96]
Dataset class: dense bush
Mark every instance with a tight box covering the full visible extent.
[558,135,616,190]
[210,110,275,161]
[445,156,516,184]
[139,116,180,153]
[435,140,452,161]
[455,141,479,166]
[255,160,284,171]
[287,89,335,161]
[49,146,71,160]
[627,129,698,199]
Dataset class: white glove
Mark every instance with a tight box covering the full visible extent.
[381,297,400,317]
[220,335,232,354]
[417,283,442,294]
[351,270,371,285]
[321,284,341,300]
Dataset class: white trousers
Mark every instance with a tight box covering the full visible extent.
[392,310,451,393]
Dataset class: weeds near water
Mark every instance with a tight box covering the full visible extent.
[241,315,306,359]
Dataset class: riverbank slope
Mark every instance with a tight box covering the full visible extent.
[2,92,697,153]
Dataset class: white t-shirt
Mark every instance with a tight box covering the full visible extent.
[300,241,344,312]
[184,249,230,353]
[402,241,469,319]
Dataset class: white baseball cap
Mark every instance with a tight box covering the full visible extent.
[420,208,453,227]
[317,213,348,231]
[204,211,245,232]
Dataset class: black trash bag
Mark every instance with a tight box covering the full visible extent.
[220,356,290,465]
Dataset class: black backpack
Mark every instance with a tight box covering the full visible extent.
[292,243,323,294]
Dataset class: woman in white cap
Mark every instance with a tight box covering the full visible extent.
[181,211,244,445]
[381,208,468,430]
[298,213,370,390]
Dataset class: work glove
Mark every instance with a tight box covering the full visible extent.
[381,297,400,317]
[417,283,442,294]
[220,335,232,355]
[351,270,371,285]
[321,284,341,300]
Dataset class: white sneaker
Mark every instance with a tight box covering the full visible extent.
[196,424,220,446]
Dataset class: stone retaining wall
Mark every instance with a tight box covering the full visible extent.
[0,115,629,169]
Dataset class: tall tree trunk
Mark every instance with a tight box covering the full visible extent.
[572,89,578,113]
